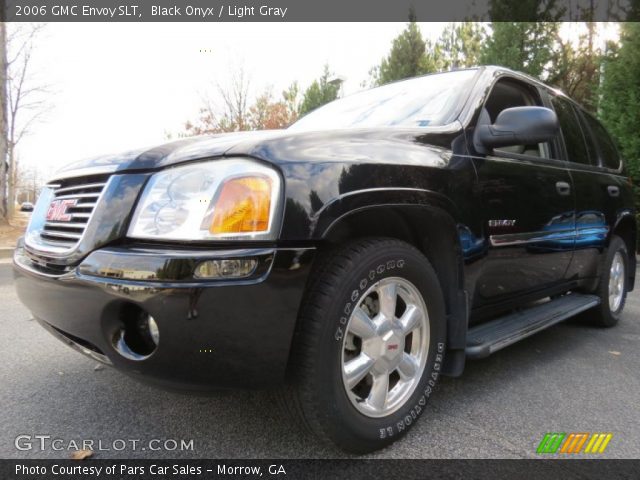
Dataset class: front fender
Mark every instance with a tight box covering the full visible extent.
[313,198,471,377]
[276,164,478,242]
[315,188,461,240]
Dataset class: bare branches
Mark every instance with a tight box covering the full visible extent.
[182,67,251,135]
[2,23,51,218]
[182,66,299,136]
[6,23,51,150]
[6,23,45,68]
[217,67,251,131]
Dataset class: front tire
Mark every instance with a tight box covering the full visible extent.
[582,235,629,327]
[283,238,446,453]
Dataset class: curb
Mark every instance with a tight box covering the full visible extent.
[0,247,15,259]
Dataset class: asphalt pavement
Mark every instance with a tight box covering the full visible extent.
[1,262,638,459]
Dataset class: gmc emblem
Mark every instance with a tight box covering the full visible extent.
[387,344,399,351]
[46,199,77,222]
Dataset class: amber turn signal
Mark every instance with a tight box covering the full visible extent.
[210,176,272,234]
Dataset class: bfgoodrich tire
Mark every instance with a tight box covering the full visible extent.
[282,238,446,453]
[582,235,629,327]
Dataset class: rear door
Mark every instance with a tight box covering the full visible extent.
[548,93,625,281]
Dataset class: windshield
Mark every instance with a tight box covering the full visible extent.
[289,69,477,132]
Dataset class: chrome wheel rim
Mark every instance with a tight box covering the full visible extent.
[341,277,430,418]
[609,251,625,312]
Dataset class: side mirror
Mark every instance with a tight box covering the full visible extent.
[474,106,559,153]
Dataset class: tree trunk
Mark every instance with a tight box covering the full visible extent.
[8,145,15,216]
[0,22,8,224]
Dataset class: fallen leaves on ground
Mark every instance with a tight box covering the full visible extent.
[70,449,93,460]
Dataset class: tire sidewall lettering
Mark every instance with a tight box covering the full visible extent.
[378,342,444,439]
[334,258,405,343]
[324,248,445,445]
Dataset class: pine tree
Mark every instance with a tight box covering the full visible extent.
[480,22,561,78]
[434,22,485,71]
[298,65,340,116]
[371,9,433,86]
[547,0,602,113]
[600,22,640,229]
[480,0,563,79]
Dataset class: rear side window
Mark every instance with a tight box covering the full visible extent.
[550,95,592,165]
[582,112,621,170]
[576,112,600,165]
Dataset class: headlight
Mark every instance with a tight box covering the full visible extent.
[128,159,282,241]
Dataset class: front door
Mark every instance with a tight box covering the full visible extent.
[469,78,574,309]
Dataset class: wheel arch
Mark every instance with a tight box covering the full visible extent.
[612,212,637,291]
[317,203,469,376]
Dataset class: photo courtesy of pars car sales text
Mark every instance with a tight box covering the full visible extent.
[14,464,286,476]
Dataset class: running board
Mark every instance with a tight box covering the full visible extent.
[465,294,600,359]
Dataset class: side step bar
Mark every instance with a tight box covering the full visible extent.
[466,293,600,359]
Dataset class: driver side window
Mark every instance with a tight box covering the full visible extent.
[482,79,551,158]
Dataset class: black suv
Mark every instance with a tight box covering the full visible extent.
[14,66,636,453]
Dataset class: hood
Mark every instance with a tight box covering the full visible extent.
[51,130,286,181]
[50,125,463,182]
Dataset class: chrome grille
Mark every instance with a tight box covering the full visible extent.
[23,175,111,260]
[40,180,106,246]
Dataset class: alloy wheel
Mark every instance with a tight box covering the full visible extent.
[608,251,625,312]
[341,277,430,418]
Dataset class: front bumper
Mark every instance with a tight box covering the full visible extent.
[13,243,315,390]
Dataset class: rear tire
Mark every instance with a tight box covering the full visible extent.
[282,238,447,453]
[582,235,629,327]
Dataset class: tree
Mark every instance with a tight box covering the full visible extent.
[545,0,602,113]
[599,22,640,241]
[0,22,7,224]
[368,20,485,88]
[480,1,563,79]
[480,22,562,79]
[0,24,51,220]
[217,67,251,132]
[14,160,47,204]
[433,22,485,71]
[298,65,339,116]
[249,90,276,130]
[183,77,300,135]
[249,83,299,130]
[370,9,432,86]
[550,22,601,112]
[184,67,251,135]
[282,82,300,122]
[367,20,485,88]
[5,24,50,217]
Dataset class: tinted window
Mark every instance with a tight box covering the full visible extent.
[582,112,621,170]
[550,96,592,165]
[289,69,477,131]
[576,112,600,165]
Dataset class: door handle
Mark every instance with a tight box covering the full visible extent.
[556,181,571,196]
[607,185,620,197]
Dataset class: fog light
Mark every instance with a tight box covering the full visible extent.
[147,315,160,346]
[194,259,258,279]
[113,308,159,361]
